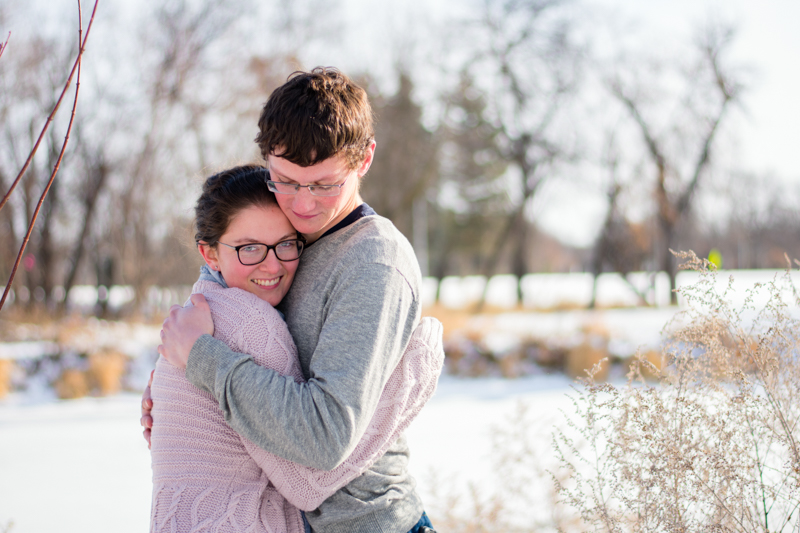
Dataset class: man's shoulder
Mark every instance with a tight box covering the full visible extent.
[308,214,421,293]
[327,214,415,262]
[343,215,419,268]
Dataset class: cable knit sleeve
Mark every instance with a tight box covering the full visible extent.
[198,281,445,512]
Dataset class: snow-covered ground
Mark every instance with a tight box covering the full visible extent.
[2,268,795,531]
[0,376,575,533]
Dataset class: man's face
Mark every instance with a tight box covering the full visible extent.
[267,143,374,244]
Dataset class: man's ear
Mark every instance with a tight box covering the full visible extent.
[357,140,376,177]
[197,243,220,271]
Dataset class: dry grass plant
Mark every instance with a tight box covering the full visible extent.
[87,349,127,395]
[54,368,90,399]
[0,359,13,398]
[425,476,506,533]
[566,324,612,382]
[566,339,611,383]
[555,251,800,532]
[422,304,476,341]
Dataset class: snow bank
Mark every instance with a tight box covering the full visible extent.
[0,342,60,361]
[0,377,575,533]
[439,275,487,309]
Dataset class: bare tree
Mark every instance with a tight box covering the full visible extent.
[103,1,243,309]
[58,134,111,313]
[588,133,652,308]
[608,23,743,303]
[699,173,800,269]
[0,36,70,308]
[361,69,440,257]
[443,0,581,302]
[433,71,509,279]
[0,1,98,312]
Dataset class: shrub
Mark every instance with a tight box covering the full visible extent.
[0,359,12,398]
[54,368,89,399]
[87,350,127,395]
[566,343,610,382]
[555,252,800,532]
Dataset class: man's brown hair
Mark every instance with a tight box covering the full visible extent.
[255,67,374,170]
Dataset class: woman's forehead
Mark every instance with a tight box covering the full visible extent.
[224,204,295,242]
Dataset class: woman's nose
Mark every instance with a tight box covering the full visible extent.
[259,250,283,272]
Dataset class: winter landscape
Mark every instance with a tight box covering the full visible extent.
[3,268,799,532]
[3,0,800,531]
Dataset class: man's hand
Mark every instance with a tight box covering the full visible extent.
[141,369,154,448]
[157,293,214,370]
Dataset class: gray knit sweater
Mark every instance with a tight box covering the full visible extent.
[186,213,423,533]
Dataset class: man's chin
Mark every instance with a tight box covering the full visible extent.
[290,214,323,232]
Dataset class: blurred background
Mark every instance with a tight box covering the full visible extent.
[2,1,800,531]
[1,0,798,319]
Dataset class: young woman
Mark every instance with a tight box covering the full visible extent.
[149,165,443,532]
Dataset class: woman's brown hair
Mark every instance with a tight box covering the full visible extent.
[194,165,278,246]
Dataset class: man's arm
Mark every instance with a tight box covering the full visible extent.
[242,317,444,511]
[186,262,419,470]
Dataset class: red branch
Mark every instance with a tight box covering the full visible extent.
[0,0,99,312]
[0,2,97,213]
[0,32,10,60]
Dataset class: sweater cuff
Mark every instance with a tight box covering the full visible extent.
[185,333,225,395]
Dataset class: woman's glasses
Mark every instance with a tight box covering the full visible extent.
[216,239,304,265]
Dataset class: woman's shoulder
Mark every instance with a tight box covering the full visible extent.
[193,280,283,325]
[193,280,298,373]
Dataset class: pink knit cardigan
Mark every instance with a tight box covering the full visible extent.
[150,279,443,533]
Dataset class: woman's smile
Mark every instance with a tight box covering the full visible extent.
[200,203,300,307]
[252,276,282,288]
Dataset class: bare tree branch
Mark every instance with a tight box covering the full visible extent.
[0,0,99,312]
[675,37,737,217]
[0,32,9,61]
[608,22,743,303]
[0,2,98,214]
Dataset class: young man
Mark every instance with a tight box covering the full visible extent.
[150,68,435,533]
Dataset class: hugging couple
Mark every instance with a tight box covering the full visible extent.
[140,67,443,533]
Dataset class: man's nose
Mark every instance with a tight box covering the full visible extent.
[290,187,316,212]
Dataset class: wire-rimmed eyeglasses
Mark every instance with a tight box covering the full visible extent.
[266,176,349,197]
[216,239,305,265]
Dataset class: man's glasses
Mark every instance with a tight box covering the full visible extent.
[216,239,305,265]
[266,176,349,197]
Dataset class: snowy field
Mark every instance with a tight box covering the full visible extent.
[2,268,795,531]
[0,375,574,532]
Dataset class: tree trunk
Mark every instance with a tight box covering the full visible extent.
[60,162,108,313]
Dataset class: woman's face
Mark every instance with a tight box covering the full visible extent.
[200,203,299,307]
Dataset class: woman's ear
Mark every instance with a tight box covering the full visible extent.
[198,243,220,271]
